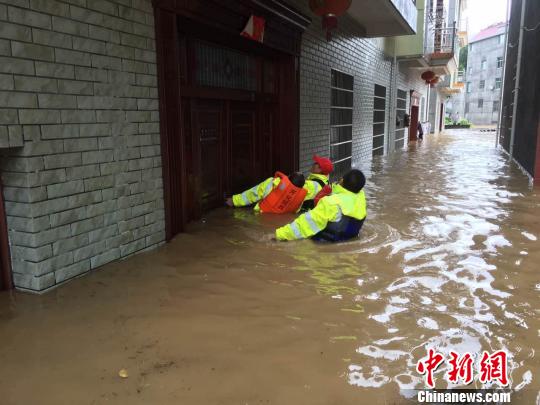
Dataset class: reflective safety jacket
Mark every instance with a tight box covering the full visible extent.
[275,184,367,241]
[232,172,307,213]
[233,172,328,212]
[301,173,330,210]
[232,177,278,212]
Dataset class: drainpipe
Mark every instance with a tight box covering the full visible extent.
[496,0,511,147]
[509,0,527,158]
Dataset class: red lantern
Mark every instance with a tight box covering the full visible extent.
[421,71,435,82]
[428,76,440,87]
[309,0,352,41]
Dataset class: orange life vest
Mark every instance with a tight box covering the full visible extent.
[259,172,308,214]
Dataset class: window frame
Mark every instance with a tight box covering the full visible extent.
[372,84,387,156]
[330,69,354,179]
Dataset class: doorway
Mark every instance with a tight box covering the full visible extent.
[0,179,12,290]
[409,90,421,142]
[154,3,307,240]
[180,37,281,222]
[409,105,420,141]
[439,103,445,132]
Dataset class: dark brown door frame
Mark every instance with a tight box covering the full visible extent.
[439,103,445,132]
[0,177,13,290]
[409,90,421,142]
[152,0,309,241]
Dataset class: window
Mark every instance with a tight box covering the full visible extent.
[465,102,469,114]
[466,82,472,93]
[330,69,353,179]
[495,77,502,89]
[499,34,505,45]
[481,59,487,70]
[395,89,407,150]
[493,100,500,112]
[478,99,484,109]
[468,66,473,75]
[479,80,485,90]
[372,84,386,157]
[497,56,504,69]
[469,43,473,52]
[194,40,257,91]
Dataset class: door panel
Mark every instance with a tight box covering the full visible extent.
[409,105,419,141]
[259,103,275,178]
[230,103,256,193]
[191,100,224,214]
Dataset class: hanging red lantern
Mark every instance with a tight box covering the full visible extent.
[421,70,435,82]
[309,0,352,41]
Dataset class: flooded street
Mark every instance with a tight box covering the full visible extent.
[1,130,539,404]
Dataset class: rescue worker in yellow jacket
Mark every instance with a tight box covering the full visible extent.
[226,155,334,213]
[301,155,334,210]
[275,169,367,242]
[225,172,307,213]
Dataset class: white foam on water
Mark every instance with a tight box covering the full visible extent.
[373,336,406,345]
[417,317,439,330]
[522,232,537,241]
[483,234,512,252]
[356,345,409,361]
[347,365,391,388]
[370,304,408,323]
[514,370,532,391]
[390,296,410,304]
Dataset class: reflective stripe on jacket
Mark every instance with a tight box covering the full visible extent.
[232,177,278,211]
[275,184,367,241]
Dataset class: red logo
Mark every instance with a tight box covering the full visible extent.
[447,351,474,385]
[479,350,509,386]
[416,348,445,388]
[416,349,509,387]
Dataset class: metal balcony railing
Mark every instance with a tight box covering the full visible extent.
[424,22,458,55]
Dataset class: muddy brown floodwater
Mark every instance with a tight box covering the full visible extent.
[1,130,539,404]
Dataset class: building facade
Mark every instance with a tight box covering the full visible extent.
[499,0,540,183]
[457,22,506,125]
[0,0,463,292]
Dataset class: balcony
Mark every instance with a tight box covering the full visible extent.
[423,22,458,75]
[347,0,417,37]
[392,1,460,77]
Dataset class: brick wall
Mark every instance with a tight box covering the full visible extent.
[0,0,164,292]
[287,0,427,174]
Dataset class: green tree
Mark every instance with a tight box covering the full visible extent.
[459,46,468,71]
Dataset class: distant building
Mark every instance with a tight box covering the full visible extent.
[455,22,506,125]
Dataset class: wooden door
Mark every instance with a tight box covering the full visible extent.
[191,100,224,216]
[229,102,256,193]
[409,105,419,141]
[439,103,445,132]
